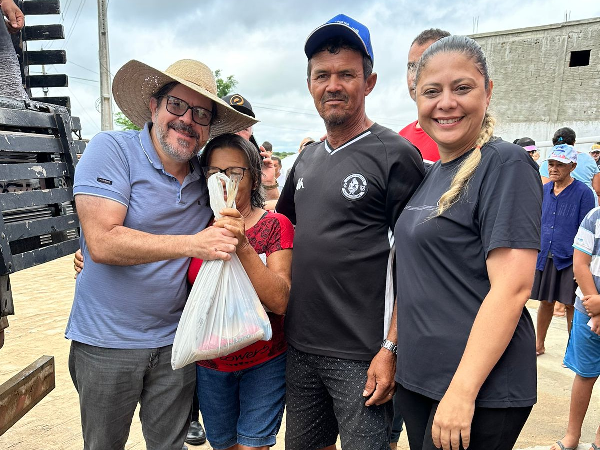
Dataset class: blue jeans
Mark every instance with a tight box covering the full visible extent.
[196,352,286,449]
[69,341,195,450]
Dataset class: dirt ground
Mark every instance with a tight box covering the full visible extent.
[0,256,599,449]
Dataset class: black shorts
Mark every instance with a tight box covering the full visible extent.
[285,345,393,450]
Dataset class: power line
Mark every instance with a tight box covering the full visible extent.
[63,0,87,49]
[70,76,99,83]
[67,86,101,133]
[68,60,99,75]
[61,0,74,23]
[254,104,319,117]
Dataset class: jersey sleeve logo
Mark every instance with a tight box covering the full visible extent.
[341,173,368,201]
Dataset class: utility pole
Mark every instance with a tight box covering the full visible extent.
[97,0,113,130]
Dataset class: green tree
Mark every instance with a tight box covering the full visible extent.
[214,69,238,98]
[113,70,238,131]
[114,111,140,131]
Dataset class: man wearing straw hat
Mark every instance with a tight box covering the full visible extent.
[65,59,256,450]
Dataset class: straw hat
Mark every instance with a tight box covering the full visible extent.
[112,59,258,138]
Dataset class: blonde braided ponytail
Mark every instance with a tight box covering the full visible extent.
[435,113,496,216]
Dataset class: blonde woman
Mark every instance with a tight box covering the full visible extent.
[393,36,542,450]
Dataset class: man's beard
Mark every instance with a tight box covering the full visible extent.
[320,92,349,128]
[154,118,202,162]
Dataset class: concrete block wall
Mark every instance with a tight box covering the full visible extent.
[471,18,600,138]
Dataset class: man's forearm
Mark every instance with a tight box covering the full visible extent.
[86,225,192,265]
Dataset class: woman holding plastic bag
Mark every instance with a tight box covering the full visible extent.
[190,133,293,450]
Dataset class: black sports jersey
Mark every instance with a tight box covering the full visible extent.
[277,123,424,360]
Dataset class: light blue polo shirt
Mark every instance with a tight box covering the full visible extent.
[65,123,213,349]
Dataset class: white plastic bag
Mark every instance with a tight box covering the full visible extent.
[171,173,272,369]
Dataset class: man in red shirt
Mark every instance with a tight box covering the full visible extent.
[399,29,450,165]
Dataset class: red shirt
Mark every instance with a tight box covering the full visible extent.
[399,120,439,164]
[188,212,294,372]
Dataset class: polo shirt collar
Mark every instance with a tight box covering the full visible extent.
[139,122,163,170]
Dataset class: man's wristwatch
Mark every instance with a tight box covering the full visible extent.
[381,339,397,355]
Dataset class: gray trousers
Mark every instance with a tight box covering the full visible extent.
[69,341,195,450]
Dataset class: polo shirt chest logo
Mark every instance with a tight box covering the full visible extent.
[341,173,368,201]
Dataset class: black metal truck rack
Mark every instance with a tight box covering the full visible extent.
[0,95,83,434]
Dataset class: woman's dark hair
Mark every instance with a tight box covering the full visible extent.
[199,133,265,208]
[552,127,576,146]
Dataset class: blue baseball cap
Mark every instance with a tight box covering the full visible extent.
[548,144,577,164]
[304,14,374,64]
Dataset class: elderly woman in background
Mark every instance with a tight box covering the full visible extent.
[530,144,595,356]
[539,128,600,201]
[192,133,293,450]
[515,137,540,163]
[394,35,542,450]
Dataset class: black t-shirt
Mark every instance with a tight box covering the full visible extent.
[394,138,542,407]
[277,123,425,360]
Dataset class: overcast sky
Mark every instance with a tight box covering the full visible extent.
[24,0,600,152]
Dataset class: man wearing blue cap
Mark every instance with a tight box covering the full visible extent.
[277,14,424,450]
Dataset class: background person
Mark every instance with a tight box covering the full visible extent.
[271,155,282,180]
[398,28,450,166]
[530,145,596,356]
[590,142,600,170]
[394,35,542,450]
[262,140,273,156]
[539,127,600,204]
[191,133,293,450]
[550,206,600,450]
[515,136,540,163]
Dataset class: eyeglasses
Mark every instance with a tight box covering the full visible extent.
[527,150,538,154]
[161,95,213,126]
[591,151,600,155]
[201,166,248,182]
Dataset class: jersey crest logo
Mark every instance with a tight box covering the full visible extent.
[341,173,367,201]
[296,177,304,190]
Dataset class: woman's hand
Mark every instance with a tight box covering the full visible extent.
[213,208,249,251]
[2,0,25,33]
[432,388,475,450]
[73,249,84,278]
[582,294,600,316]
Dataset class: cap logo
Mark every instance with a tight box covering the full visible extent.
[334,20,360,35]
[229,94,245,106]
